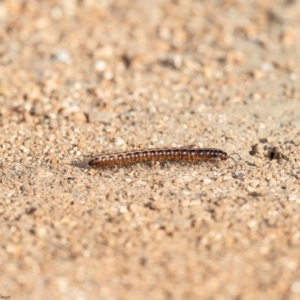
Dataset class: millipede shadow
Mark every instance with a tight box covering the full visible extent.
[70,157,91,169]
[70,160,88,169]
[70,152,105,169]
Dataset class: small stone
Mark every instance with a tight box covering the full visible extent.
[69,112,87,123]
[37,169,53,178]
[119,206,128,214]
[49,118,58,129]
[202,66,213,78]
[6,244,22,258]
[251,143,264,156]
[250,70,265,80]
[289,73,298,81]
[222,175,232,182]
[25,207,36,214]
[203,178,212,184]
[280,28,296,46]
[88,169,98,176]
[51,50,72,63]
[291,281,300,293]
[87,110,111,124]
[248,220,257,228]
[266,136,276,143]
[37,227,47,237]
[94,60,107,73]
[115,138,124,146]
[173,54,183,69]
[51,6,63,20]
[254,158,262,167]
[288,194,298,202]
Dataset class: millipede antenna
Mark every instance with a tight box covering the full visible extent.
[228,152,242,168]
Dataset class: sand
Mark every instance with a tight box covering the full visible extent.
[1,0,300,299]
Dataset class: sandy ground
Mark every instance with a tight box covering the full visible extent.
[1,0,300,299]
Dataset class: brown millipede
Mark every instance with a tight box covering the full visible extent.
[88,147,240,168]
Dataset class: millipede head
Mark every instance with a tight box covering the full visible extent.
[219,151,228,161]
[88,158,96,166]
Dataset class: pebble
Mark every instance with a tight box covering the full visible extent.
[203,178,212,184]
[87,110,111,124]
[94,60,107,73]
[69,112,87,123]
[51,50,72,63]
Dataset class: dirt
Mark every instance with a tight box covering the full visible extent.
[1,1,300,299]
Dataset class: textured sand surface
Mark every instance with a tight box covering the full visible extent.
[1,1,300,299]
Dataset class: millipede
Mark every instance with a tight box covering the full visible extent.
[88,147,241,168]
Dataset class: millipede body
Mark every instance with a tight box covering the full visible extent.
[88,147,233,168]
